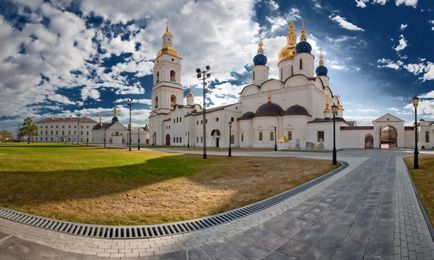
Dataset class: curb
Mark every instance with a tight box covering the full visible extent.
[0,161,348,240]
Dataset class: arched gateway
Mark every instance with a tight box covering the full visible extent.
[380,126,397,148]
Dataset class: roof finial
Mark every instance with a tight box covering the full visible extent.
[258,36,264,54]
[99,114,102,126]
[267,92,272,102]
[319,48,324,66]
[287,14,297,47]
[300,19,307,42]
[112,107,118,117]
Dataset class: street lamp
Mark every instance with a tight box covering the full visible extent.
[104,128,106,148]
[127,98,133,151]
[412,96,419,169]
[228,121,232,157]
[274,126,277,151]
[137,127,140,151]
[77,116,80,145]
[331,104,338,165]
[196,65,211,159]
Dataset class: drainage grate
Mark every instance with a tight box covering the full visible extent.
[0,161,347,239]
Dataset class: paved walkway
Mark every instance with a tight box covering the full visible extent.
[0,150,433,259]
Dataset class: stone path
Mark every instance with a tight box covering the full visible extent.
[0,150,433,259]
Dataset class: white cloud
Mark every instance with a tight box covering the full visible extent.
[329,15,365,31]
[266,16,287,33]
[355,0,369,8]
[377,58,403,70]
[400,23,408,30]
[81,87,101,101]
[395,0,418,8]
[394,34,408,52]
[378,58,434,81]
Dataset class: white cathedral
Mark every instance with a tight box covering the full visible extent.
[149,20,434,151]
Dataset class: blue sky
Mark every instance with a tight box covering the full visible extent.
[0,0,433,133]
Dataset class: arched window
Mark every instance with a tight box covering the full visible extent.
[170,95,176,108]
[299,59,303,70]
[156,71,160,83]
[155,96,159,108]
[170,70,176,82]
[253,71,255,80]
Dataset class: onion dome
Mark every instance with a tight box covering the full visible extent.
[253,39,267,66]
[284,104,310,116]
[295,22,312,54]
[316,49,328,76]
[255,101,283,117]
[239,111,255,120]
[278,18,297,63]
[111,107,119,123]
[157,24,178,58]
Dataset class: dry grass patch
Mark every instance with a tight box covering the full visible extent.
[405,155,434,226]
[0,143,337,225]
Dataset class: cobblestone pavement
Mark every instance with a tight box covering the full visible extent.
[0,150,433,259]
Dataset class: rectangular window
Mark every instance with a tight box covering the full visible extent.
[201,137,203,143]
[197,137,199,143]
[287,131,292,141]
[426,131,430,143]
[241,134,244,142]
[259,131,263,141]
[270,132,274,141]
[317,131,324,142]
[180,137,182,143]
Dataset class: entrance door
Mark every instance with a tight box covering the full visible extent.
[165,134,171,146]
[380,126,397,148]
[365,135,374,149]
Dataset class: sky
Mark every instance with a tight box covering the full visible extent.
[0,0,433,133]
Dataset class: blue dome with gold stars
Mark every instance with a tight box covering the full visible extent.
[296,41,312,54]
[316,65,328,76]
[253,53,267,66]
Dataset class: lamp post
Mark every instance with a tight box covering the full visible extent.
[137,127,140,151]
[187,131,190,148]
[104,128,106,148]
[412,96,419,169]
[196,65,211,159]
[127,98,132,151]
[331,104,338,165]
[274,126,277,151]
[228,121,232,157]
[77,116,80,145]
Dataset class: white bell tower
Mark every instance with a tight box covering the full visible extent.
[151,25,184,114]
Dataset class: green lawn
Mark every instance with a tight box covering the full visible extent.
[0,143,337,225]
[405,156,434,227]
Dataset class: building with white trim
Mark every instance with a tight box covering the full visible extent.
[146,21,433,150]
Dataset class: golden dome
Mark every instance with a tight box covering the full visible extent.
[278,19,297,63]
[156,25,178,58]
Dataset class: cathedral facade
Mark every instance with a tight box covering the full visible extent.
[149,21,432,150]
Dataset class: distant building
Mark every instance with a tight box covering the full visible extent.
[34,108,149,146]
[34,116,97,143]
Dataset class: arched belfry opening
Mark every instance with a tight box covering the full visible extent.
[170,70,176,82]
[170,95,176,108]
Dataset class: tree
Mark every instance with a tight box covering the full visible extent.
[18,117,38,144]
[0,130,13,142]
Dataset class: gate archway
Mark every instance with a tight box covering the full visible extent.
[380,126,397,148]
